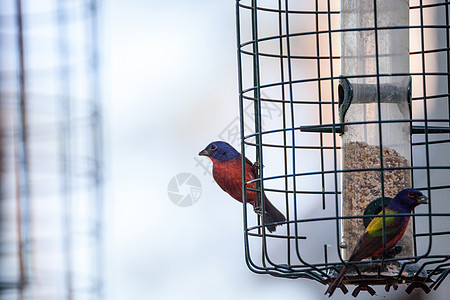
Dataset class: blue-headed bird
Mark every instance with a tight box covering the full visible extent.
[199,141,286,232]
[325,188,428,296]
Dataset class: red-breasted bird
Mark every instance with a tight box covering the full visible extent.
[198,141,286,232]
[325,188,428,297]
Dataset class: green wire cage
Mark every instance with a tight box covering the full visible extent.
[236,0,450,296]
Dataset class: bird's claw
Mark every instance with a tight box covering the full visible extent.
[254,206,263,215]
[253,161,264,168]
[252,161,264,175]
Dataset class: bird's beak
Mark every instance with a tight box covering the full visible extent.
[417,195,428,205]
[198,148,210,157]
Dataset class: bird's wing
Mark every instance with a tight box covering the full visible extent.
[243,157,259,178]
[244,157,253,166]
[365,209,399,237]
[349,211,407,262]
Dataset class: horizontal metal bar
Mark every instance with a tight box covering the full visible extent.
[245,165,450,185]
[241,92,450,105]
[415,231,450,238]
[299,124,343,134]
[247,230,307,240]
[243,140,341,150]
[239,47,450,61]
[241,72,450,94]
[412,126,450,134]
[299,124,450,134]
[237,1,448,15]
[239,25,449,49]
[237,3,340,15]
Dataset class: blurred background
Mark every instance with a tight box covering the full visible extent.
[1,0,449,300]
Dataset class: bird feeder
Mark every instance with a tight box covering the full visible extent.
[339,0,412,260]
[237,0,450,296]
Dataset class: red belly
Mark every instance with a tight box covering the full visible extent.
[372,217,410,257]
[212,159,258,205]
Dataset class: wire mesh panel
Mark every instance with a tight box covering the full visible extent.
[0,0,103,299]
[236,0,450,294]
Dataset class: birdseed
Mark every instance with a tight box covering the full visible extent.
[342,141,412,260]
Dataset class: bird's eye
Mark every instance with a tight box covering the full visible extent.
[408,192,415,198]
[210,144,217,151]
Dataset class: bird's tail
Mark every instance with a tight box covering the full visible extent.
[325,265,348,297]
[262,196,286,233]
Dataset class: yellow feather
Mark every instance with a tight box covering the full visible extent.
[365,208,397,237]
